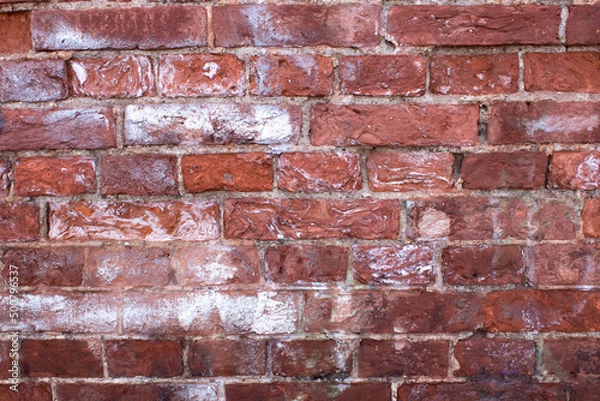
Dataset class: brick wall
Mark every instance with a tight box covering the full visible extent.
[0,0,599,400]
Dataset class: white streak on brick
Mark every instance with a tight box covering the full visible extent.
[525,115,599,138]
[575,154,600,189]
[418,208,450,239]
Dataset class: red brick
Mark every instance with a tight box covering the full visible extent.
[32,6,207,50]
[549,151,600,190]
[121,291,297,335]
[182,153,273,192]
[125,103,301,146]
[87,247,172,288]
[22,339,103,377]
[190,340,266,377]
[0,108,115,150]
[159,53,244,97]
[0,341,11,379]
[277,152,361,192]
[49,200,219,241]
[442,245,525,286]
[173,245,260,286]
[408,197,495,240]
[0,60,67,102]
[0,159,10,196]
[225,199,399,240]
[340,55,425,96]
[213,5,380,48]
[543,339,600,379]
[1,247,84,287]
[69,55,154,98]
[106,340,183,377]
[358,340,448,377]
[0,203,39,241]
[14,156,96,196]
[398,381,564,401]
[524,52,600,93]
[56,383,219,401]
[311,103,478,147]
[226,383,391,401]
[461,152,547,190]
[353,245,435,286]
[430,54,518,95]
[454,338,535,377]
[250,55,333,96]
[570,382,600,401]
[0,383,52,401]
[531,244,600,286]
[566,6,600,45]
[387,6,560,46]
[488,102,600,144]
[101,155,178,196]
[583,197,600,238]
[264,245,347,284]
[367,151,455,192]
[272,340,352,378]
[0,12,32,54]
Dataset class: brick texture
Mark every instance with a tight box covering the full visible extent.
[0,1,597,399]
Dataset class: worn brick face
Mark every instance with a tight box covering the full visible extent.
[0,60,68,102]
[524,52,600,93]
[102,155,178,196]
[0,12,32,54]
[106,340,183,377]
[264,245,347,284]
[14,156,96,196]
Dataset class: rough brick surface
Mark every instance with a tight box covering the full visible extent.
[549,151,600,190]
[0,159,10,196]
[189,340,266,377]
[14,156,96,196]
[524,52,600,93]
[0,12,32,54]
[264,245,347,284]
[106,340,183,378]
[542,339,600,379]
[531,244,600,286]
[0,60,68,102]
[0,203,40,241]
[271,340,352,378]
[566,6,600,45]
[454,338,536,377]
[398,382,564,401]
[583,197,600,238]
[21,339,103,378]
[102,155,178,196]
[461,152,548,190]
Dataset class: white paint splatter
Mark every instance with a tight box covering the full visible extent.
[525,115,599,138]
[418,208,451,238]
[70,62,88,84]
[574,153,600,189]
[203,62,220,79]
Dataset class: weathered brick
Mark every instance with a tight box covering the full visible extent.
[358,340,448,377]
[583,197,600,238]
[524,52,600,93]
[340,55,426,96]
[32,6,207,50]
[408,197,495,240]
[49,200,219,241]
[311,104,478,147]
[0,60,67,102]
[14,156,96,196]
[272,340,352,378]
[250,55,333,96]
[0,203,40,241]
[102,155,178,196]
[531,244,600,286]
[542,339,600,379]
[461,152,548,190]
[87,247,172,288]
[56,383,219,401]
[182,153,273,192]
[454,338,535,377]
[442,245,525,286]
[225,199,399,240]
[353,245,435,286]
[277,152,361,192]
[0,12,32,54]
[21,339,103,378]
[549,151,600,190]
[69,55,154,98]
[159,53,245,97]
[367,151,455,192]
[0,108,115,150]
[566,6,600,45]
[190,340,267,377]
[0,159,10,197]
[387,6,560,46]
[430,54,518,95]
[264,245,347,284]
[213,5,380,48]
[488,102,600,144]
[106,340,183,377]
[398,381,564,401]
[1,247,84,287]
[226,383,391,401]
[121,291,297,335]
[173,245,260,286]
[570,382,600,401]
[0,383,52,401]
[125,103,301,146]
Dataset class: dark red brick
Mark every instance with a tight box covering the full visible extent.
[455,338,535,377]
[531,244,600,286]
[189,340,266,376]
[14,156,96,196]
[461,152,547,190]
[264,245,347,284]
[226,383,391,401]
[542,339,600,379]
[0,12,32,54]
[21,339,103,377]
[566,6,600,45]
[0,383,52,401]
[524,52,600,93]
[0,203,40,241]
[56,383,219,401]
[106,340,183,377]
[271,340,352,378]
[584,197,600,238]
[102,155,178,196]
